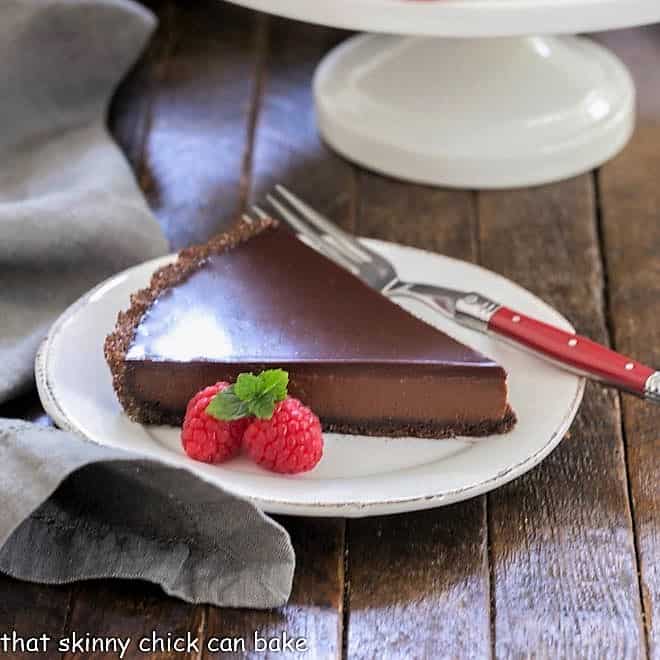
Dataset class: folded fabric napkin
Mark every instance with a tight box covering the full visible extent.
[0,0,294,607]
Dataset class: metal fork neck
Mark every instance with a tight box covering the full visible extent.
[386,281,500,332]
[454,294,501,332]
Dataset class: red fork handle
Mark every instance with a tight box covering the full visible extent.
[488,307,658,399]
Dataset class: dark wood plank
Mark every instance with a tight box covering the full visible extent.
[345,177,492,659]
[578,29,659,658]
[109,0,172,184]
[599,125,660,659]
[124,0,264,249]
[0,577,71,660]
[204,16,350,660]
[248,18,353,224]
[478,177,645,657]
[63,582,202,660]
[347,501,490,660]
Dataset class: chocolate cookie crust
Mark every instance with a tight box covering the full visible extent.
[323,405,517,439]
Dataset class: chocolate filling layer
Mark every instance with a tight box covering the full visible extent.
[123,360,511,435]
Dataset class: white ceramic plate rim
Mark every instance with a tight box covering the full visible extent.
[36,239,584,517]
[223,0,660,38]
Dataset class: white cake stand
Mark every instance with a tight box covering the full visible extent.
[226,0,660,188]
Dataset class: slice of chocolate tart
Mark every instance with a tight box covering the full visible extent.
[105,218,516,438]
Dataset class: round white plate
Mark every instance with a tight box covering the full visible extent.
[225,0,660,38]
[36,239,584,518]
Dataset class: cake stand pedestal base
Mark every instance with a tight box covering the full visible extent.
[314,34,635,189]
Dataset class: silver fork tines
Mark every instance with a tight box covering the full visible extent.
[274,185,372,264]
[260,197,361,277]
[264,185,400,291]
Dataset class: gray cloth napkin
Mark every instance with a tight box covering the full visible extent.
[0,0,294,607]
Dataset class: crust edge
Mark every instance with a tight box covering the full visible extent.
[323,404,517,439]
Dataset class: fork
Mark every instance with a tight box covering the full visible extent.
[252,185,659,403]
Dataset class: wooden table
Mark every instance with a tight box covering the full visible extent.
[1,2,658,657]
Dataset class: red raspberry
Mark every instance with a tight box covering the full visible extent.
[243,397,323,474]
[181,382,250,464]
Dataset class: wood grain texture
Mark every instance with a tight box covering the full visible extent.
[108,0,166,180]
[599,126,660,659]
[0,578,71,660]
[63,582,202,660]
[123,0,263,249]
[249,17,354,229]
[346,502,490,660]
[479,177,645,658]
[571,29,659,658]
[345,175,492,659]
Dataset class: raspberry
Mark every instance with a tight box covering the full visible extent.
[181,382,250,463]
[243,397,323,474]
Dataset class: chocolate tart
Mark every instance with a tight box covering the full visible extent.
[105,218,516,438]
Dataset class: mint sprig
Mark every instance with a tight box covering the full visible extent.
[206,369,289,421]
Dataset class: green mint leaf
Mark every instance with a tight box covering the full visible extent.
[206,386,250,421]
[234,373,259,401]
[257,369,289,403]
[250,394,279,420]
